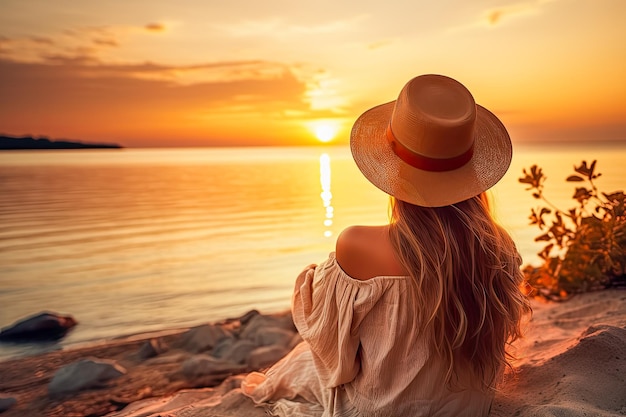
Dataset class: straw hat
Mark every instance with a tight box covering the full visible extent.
[350,74,512,207]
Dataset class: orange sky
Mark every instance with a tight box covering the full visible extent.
[0,0,625,147]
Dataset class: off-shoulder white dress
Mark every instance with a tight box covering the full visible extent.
[241,253,493,417]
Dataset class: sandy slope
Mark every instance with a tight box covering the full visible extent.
[491,289,626,416]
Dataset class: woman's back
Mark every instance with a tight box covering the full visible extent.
[388,196,530,390]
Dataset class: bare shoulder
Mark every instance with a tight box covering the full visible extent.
[336,225,370,246]
[336,225,408,280]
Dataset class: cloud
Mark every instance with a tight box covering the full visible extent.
[30,36,54,45]
[0,27,122,63]
[0,49,302,86]
[145,22,166,32]
[484,0,559,27]
[0,22,345,145]
[487,10,505,25]
[92,38,119,47]
[218,15,365,38]
[483,4,537,26]
[367,39,393,50]
[0,22,170,64]
[0,55,315,144]
[449,0,558,32]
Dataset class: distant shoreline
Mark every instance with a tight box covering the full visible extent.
[0,135,123,150]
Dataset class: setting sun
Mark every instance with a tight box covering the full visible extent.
[311,122,339,143]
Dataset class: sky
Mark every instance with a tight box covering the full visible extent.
[0,0,625,147]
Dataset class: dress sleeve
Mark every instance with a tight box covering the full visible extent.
[291,254,383,388]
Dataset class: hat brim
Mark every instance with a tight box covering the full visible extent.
[350,101,512,207]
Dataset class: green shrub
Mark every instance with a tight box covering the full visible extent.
[519,160,626,300]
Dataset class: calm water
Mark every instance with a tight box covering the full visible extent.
[1,143,625,360]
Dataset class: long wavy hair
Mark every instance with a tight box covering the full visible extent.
[388,193,530,391]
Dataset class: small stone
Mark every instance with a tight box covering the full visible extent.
[238,309,261,325]
[240,314,295,341]
[223,339,257,364]
[254,327,295,347]
[137,338,167,359]
[211,337,236,358]
[248,345,289,369]
[48,358,126,396]
[181,355,246,379]
[288,332,303,349]
[0,396,17,412]
[180,324,233,353]
[0,311,77,342]
[144,352,190,365]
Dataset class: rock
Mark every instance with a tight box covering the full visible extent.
[248,345,289,369]
[181,355,246,379]
[137,338,167,359]
[238,309,261,325]
[180,324,233,353]
[254,327,295,347]
[0,311,77,342]
[222,309,260,326]
[223,339,257,364]
[288,332,303,349]
[144,352,190,366]
[0,396,17,412]
[48,358,126,396]
[240,313,295,341]
[211,337,236,358]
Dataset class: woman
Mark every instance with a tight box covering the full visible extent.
[242,74,530,416]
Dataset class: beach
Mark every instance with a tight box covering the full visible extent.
[1,288,624,417]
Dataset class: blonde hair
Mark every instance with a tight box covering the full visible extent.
[388,193,530,391]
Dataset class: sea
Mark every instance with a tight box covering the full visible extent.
[1,142,625,361]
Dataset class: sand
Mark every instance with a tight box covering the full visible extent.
[491,289,626,416]
[1,289,624,417]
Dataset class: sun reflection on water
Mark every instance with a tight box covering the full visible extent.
[319,153,333,238]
